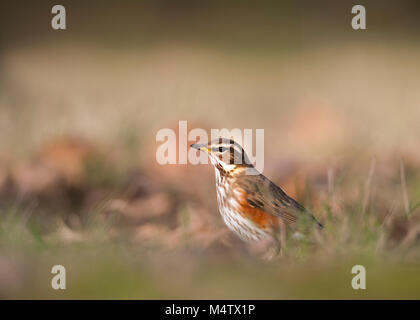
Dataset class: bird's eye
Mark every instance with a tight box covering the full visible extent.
[212,146,228,153]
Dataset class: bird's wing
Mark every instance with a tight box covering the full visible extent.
[233,174,320,227]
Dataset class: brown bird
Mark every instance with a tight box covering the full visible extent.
[191,138,322,259]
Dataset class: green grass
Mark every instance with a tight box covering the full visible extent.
[1,186,420,299]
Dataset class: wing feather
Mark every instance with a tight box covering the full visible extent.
[233,173,322,228]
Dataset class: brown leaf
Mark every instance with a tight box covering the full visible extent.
[11,161,61,195]
[108,192,172,223]
[40,136,96,186]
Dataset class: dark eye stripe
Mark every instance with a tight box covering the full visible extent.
[212,146,228,152]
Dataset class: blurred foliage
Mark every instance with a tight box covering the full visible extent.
[1,0,420,299]
[1,0,420,53]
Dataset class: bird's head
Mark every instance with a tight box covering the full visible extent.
[191,138,253,173]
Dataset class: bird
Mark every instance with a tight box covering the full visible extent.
[191,138,323,259]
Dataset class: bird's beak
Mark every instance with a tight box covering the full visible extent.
[190,143,210,153]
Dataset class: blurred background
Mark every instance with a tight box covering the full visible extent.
[1,0,420,299]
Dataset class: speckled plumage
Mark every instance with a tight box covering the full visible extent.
[191,138,322,256]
